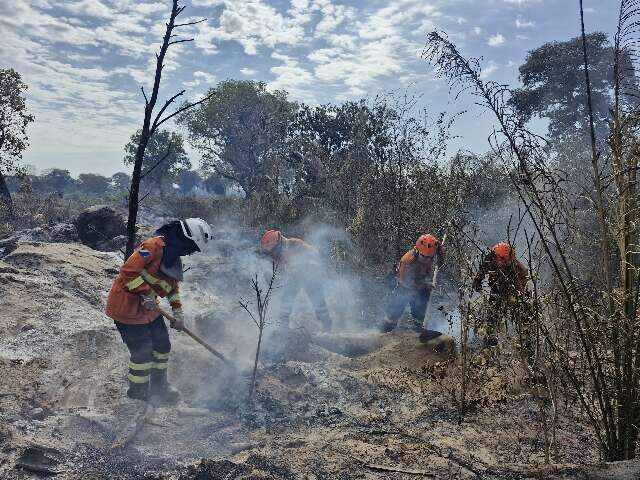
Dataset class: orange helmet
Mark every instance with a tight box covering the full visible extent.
[415,234,439,257]
[261,229,282,253]
[493,242,515,267]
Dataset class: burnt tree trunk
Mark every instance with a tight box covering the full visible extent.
[125,1,179,258]
[125,1,211,257]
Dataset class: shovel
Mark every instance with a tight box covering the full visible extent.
[155,306,232,367]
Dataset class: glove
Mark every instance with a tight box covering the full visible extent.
[472,279,482,292]
[140,293,157,310]
[170,308,185,331]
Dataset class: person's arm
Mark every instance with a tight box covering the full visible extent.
[398,255,418,289]
[472,253,491,291]
[167,282,182,310]
[120,241,157,296]
[515,261,529,294]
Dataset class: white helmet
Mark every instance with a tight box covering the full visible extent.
[180,218,212,253]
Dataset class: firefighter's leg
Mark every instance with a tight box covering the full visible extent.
[278,282,300,331]
[115,322,153,401]
[514,302,534,364]
[148,315,179,406]
[384,286,411,331]
[409,288,429,331]
[483,296,501,349]
[305,281,332,332]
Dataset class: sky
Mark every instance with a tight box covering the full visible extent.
[1,0,619,176]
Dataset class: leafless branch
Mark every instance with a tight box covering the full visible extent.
[168,38,195,46]
[153,92,216,131]
[140,142,172,180]
[175,18,207,27]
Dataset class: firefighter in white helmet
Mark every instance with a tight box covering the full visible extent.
[105,218,212,404]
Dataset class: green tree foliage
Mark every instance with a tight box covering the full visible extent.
[178,80,296,196]
[78,173,110,195]
[123,129,191,194]
[176,170,201,194]
[40,168,75,193]
[511,32,620,141]
[0,68,35,217]
[203,174,228,195]
[110,172,131,191]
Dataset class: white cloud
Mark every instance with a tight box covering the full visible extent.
[64,0,114,19]
[240,67,257,76]
[194,0,310,56]
[194,71,216,82]
[315,2,356,35]
[269,52,314,99]
[479,61,498,79]
[473,26,482,35]
[488,33,505,47]
[515,18,534,28]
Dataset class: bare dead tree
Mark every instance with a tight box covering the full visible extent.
[239,261,278,402]
[125,0,213,257]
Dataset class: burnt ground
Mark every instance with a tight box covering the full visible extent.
[1,241,638,479]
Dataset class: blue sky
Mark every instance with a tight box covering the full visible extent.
[2,0,618,176]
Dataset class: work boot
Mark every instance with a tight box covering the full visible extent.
[127,382,149,402]
[149,370,180,407]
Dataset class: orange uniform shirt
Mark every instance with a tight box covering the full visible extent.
[105,236,182,325]
[397,248,436,290]
[269,237,320,271]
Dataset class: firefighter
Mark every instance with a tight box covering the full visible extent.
[384,234,443,332]
[105,218,212,404]
[472,242,529,349]
[260,230,332,332]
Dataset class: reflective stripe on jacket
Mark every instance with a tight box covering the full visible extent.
[105,236,182,324]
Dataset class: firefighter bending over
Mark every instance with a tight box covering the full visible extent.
[260,229,332,332]
[385,234,443,332]
[472,242,529,349]
[105,218,212,404]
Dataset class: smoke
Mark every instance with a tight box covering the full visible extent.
[140,188,538,409]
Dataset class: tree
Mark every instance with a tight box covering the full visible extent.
[511,32,637,198]
[110,172,131,191]
[203,174,227,195]
[40,168,75,193]
[124,0,213,257]
[176,170,201,194]
[78,173,110,195]
[511,32,625,141]
[124,129,191,194]
[0,68,35,217]
[178,80,297,196]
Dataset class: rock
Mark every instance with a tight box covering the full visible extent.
[15,446,62,475]
[0,223,79,258]
[49,223,78,243]
[74,205,126,251]
[98,234,126,252]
